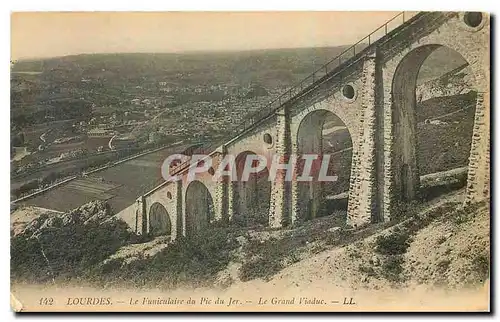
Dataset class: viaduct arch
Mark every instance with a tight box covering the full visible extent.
[232,151,271,227]
[381,12,489,218]
[294,108,353,222]
[148,202,173,237]
[391,44,477,202]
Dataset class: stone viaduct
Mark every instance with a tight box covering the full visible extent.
[116,11,490,240]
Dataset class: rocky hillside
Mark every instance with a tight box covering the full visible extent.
[216,194,490,312]
[214,191,490,290]
[10,201,136,284]
[10,187,490,313]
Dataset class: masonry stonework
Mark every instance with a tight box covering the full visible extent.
[379,12,490,219]
[347,52,379,227]
[466,91,490,202]
[268,110,291,228]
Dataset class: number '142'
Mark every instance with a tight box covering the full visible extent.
[39,297,54,305]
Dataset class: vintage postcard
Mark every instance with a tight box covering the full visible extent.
[10,11,490,312]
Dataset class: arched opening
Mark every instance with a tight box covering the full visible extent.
[148,202,172,238]
[464,12,483,28]
[185,180,214,237]
[296,109,353,222]
[263,133,273,145]
[232,151,271,227]
[342,84,356,100]
[392,45,477,202]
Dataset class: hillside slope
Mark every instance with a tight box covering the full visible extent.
[215,193,490,311]
[256,198,489,290]
[10,189,490,311]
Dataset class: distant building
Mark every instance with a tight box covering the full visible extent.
[87,128,114,138]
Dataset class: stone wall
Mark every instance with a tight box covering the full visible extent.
[114,201,139,233]
[465,91,491,202]
[268,110,291,228]
[346,52,379,227]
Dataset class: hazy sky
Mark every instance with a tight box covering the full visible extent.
[11,11,398,60]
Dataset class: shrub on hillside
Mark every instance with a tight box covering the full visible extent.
[380,255,405,282]
[239,235,306,282]
[90,226,239,289]
[11,201,133,283]
[374,228,411,256]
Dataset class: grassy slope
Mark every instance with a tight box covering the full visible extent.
[416,92,477,175]
[10,186,489,297]
[229,192,489,293]
[42,192,488,290]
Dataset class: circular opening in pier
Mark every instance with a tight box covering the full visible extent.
[464,12,483,28]
[263,133,273,145]
[208,167,215,175]
[342,84,355,100]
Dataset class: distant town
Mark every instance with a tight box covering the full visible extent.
[10,49,340,201]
